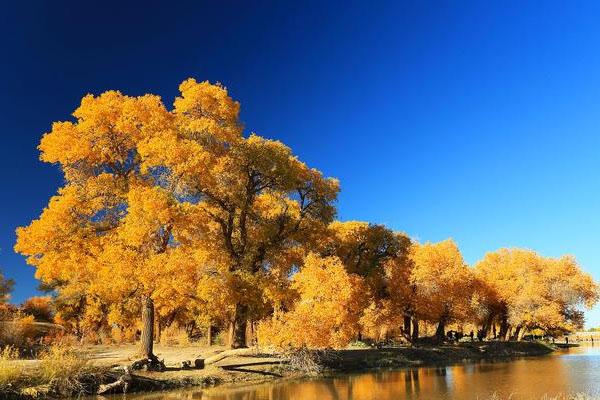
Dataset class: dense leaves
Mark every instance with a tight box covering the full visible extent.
[14,78,599,351]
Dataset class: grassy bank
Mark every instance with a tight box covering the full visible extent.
[104,341,556,395]
[0,345,112,399]
[1,341,555,399]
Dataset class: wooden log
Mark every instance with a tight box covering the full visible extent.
[204,348,254,365]
[98,367,132,394]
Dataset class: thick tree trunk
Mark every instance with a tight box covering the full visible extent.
[228,303,248,349]
[435,319,446,341]
[140,296,155,360]
[478,313,494,341]
[412,317,419,341]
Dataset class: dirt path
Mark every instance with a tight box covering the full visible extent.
[79,343,228,367]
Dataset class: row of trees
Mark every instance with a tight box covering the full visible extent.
[15,79,598,361]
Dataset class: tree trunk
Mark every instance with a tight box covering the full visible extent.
[228,303,248,349]
[156,315,162,342]
[207,325,213,346]
[478,313,494,341]
[246,320,255,346]
[403,315,412,340]
[411,317,419,341]
[140,296,155,360]
[435,319,446,341]
[510,325,522,341]
[499,313,509,341]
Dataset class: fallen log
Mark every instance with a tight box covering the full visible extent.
[204,348,255,366]
[98,367,132,394]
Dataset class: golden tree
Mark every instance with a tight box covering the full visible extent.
[139,80,339,347]
[409,239,473,340]
[15,78,339,357]
[476,248,598,339]
[321,221,412,340]
[14,89,194,365]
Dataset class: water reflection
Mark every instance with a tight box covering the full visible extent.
[108,345,600,400]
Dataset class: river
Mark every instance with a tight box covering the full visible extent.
[106,345,600,400]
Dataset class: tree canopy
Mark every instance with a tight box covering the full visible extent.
[14,78,599,355]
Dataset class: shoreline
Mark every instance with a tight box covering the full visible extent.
[99,342,555,396]
[5,341,555,399]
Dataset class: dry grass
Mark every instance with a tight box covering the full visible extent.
[36,345,93,394]
[0,347,22,393]
[0,343,107,398]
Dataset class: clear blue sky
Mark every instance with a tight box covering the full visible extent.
[2,1,600,327]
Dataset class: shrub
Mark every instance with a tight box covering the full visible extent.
[283,347,335,375]
[213,330,227,346]
[21,296,54,322]
[110,326,137,344]
[160,325,190,346]
[0,314,38,348]
[36,344,91,395]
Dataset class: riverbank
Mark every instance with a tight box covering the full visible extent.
[2,341,554,398]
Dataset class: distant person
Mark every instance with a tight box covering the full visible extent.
[470,331,474,342]
[565,336,569,345]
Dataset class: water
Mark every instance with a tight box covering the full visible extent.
[109,345,600,400]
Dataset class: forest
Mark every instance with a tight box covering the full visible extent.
[5,79,598,368]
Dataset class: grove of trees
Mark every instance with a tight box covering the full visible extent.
[13,79,599,361]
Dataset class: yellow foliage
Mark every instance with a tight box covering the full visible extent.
[160,325,190,346]
[476,249,599,334]
[16,77,339,349]
[409,239,474,328]
[14,76,599,348]
[258,254,367,349]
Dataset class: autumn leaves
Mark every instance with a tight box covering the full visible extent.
[15,79,598,355]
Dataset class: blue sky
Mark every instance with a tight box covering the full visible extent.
[2,1,600,327]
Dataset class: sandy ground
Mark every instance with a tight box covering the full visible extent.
[79,343,227,366]
[76,343,284,369]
